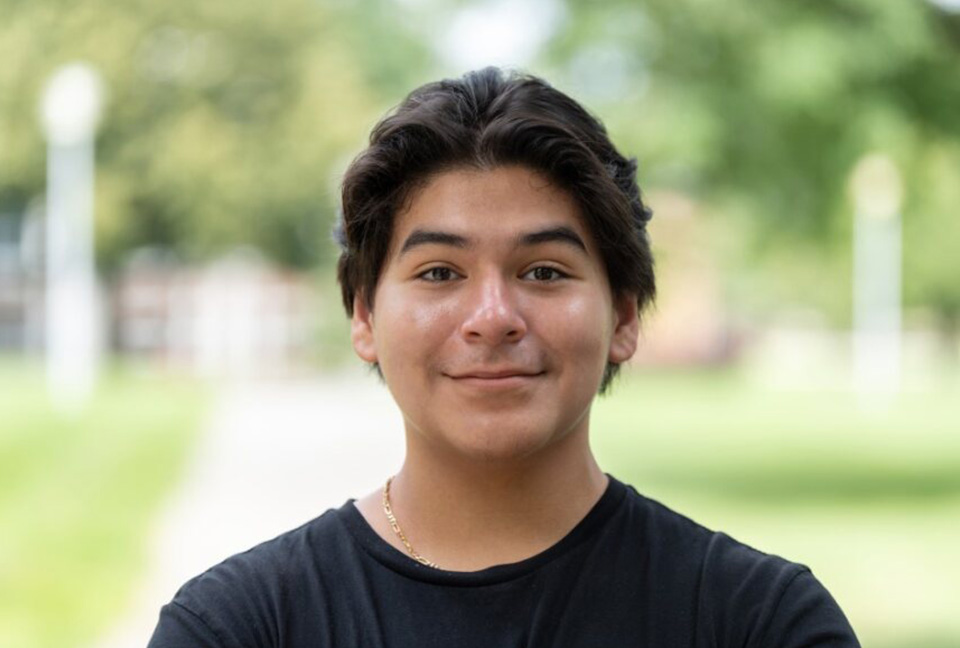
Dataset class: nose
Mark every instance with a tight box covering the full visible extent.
[459,273,527,345]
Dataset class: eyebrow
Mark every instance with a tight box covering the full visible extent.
[399,229,469,256]
[517,226,587,253]
[399,225,589,257]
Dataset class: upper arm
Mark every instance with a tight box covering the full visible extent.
[147,601,232,648]
[698,533,860,648]
[755,570,860,648]
[146,553,283,648]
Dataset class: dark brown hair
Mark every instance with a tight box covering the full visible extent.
[336,67,655,393]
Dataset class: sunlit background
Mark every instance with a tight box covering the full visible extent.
[1,1,958,647]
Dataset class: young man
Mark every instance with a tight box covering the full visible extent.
[148,68,859,647]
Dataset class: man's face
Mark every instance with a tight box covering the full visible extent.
[351,165,638,462]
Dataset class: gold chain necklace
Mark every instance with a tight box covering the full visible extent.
[382,477,440,569]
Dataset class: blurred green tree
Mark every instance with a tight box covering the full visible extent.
[0,0,431,271]
[548,0,960,330]
[3,0,960,334]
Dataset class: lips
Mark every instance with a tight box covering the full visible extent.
[446,369,545,390]
[453,369,542,379]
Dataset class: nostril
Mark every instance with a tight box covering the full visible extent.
[459,282,528,343]
[460,317,527,344]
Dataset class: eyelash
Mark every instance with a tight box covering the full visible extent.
[418,266,461,282]
[522,266,569,282]
[416,265,569,283]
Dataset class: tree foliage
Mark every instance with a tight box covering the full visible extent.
[2,0,959,324]
[547,0,960,322]
[0,0,431,270]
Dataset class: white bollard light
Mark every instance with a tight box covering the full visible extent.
[39,63,105,413]
[848,153,903,399]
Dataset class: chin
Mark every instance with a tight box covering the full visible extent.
[440,415,574,463]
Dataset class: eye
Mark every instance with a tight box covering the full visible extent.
[523,266,568,282]
[418,266,461,282]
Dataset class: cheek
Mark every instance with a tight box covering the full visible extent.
[548,295,612,367]
[374,292,459,364]
[408,298,459,334]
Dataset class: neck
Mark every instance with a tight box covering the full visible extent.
[359,422,608,572]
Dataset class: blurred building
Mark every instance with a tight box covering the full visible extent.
[112,249,319,378]
[0,205,44,353]
[0,214,320,377]
[632,190,740,367]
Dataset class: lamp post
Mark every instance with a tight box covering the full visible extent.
[39,63,105,412]
[848,153,903,398]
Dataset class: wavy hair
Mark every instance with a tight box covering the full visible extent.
[336,67,655,392]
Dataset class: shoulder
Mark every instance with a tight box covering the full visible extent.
[174,507,343,602]
[616,484,726,563]
[620,483,810,585]
[698,532,859,647]
[619,484,859,647]
[149,508,349,648]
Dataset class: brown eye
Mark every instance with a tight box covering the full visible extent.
[524,267,567,282]
[420,267,459,282]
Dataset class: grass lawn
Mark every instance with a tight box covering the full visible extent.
[593,368,960,648]
[0,360,209,648]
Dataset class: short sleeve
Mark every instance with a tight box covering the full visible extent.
[144,549,283,648]
[698,533,860,648]
[756,569,860,648]
[147,601,230,648]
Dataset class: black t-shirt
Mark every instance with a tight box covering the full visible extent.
[148,476,859,647]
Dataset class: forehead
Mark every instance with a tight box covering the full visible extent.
[388,165,592,254]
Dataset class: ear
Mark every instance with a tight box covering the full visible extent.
[608,292,639,364]
[351,294,378,363]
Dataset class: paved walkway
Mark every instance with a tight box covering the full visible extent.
[93,372,404,648]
